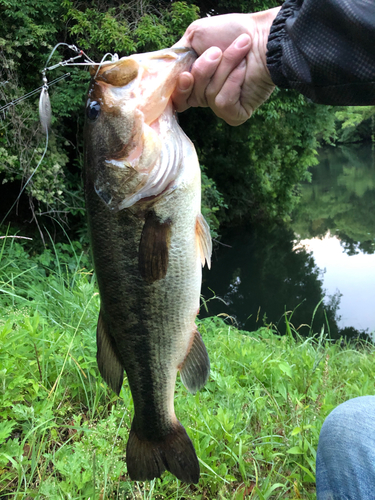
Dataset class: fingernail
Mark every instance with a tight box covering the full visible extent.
[235,34,250,49]
[238,59,246,69]
[178,74,192,91]
[206,47,222,61]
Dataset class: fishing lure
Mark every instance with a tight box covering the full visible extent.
[0,43,118,226]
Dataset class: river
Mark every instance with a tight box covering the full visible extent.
[200,144,375,340]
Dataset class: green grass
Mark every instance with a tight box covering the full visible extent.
[1,234,375,499]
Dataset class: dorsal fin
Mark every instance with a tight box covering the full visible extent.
[195,213,212,269]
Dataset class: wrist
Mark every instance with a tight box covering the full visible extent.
[250,7,281,85]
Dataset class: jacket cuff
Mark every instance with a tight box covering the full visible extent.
[266,0,302,88]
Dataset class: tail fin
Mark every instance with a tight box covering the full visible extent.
[126,421,200,484]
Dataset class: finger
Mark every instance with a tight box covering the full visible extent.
[214,59,250,126]
[172,34,190,49]
[205,33,251,107]
[172,72,194,113]
[187,46,222,108]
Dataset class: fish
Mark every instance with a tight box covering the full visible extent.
[83,47,212,484]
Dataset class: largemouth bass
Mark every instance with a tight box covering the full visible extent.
[84,47,212,484]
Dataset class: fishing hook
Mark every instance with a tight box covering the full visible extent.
[94,52,119,79]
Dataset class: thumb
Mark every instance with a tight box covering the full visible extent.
[172,72,194,113]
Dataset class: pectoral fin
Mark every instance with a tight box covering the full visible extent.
[196,213,212,269]
[139,211,172,283]
[96,310,124,395]
[179,329,210,394]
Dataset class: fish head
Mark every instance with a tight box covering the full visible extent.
[84,48,197,211]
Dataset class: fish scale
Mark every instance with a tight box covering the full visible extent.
[84,47,212,483]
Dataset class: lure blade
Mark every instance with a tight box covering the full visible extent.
[39,87,51,132]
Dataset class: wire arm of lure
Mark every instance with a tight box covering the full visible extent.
[94,53,119,78]
[39,43,94,132]
[43,43,96,73]
[0,45,116,115]
[44,43,95,69]
[45,53,84,71]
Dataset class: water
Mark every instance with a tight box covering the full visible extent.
[200,144,375,339]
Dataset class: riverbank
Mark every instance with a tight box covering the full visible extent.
[1,237,375,499]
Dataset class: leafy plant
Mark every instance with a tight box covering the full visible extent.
[335,106,375,143]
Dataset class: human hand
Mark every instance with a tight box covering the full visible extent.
[172,9,280,126]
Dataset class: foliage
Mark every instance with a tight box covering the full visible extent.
[1,0,372,241]
[1,235,375,498]
[334,106,375,143]
[201,167,228,239]
[63,0,199,56]
[185,0,282,15]
[0,55,72,223]
[0,0,199,232]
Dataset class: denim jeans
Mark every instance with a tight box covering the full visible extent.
[316,396,375,500]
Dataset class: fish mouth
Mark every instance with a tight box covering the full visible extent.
[89,46,197,124]
[142,46,197,61]
[86,47,197,210]
[90,47,197,83]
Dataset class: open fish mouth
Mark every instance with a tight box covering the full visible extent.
[89,47,196,127]
[85,47,197,211]
[92,47,196,75]
[89,47,196,100]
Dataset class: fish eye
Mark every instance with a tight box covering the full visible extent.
[87,100,101,121]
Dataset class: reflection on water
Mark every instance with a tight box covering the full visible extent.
[201,145,375,339]
[294,235,375,331]
[293,144,375,253]
[200,223,341,337]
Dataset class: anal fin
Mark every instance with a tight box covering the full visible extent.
[195,213,212,269]
[96,309,124,395]
[180,329,210,394]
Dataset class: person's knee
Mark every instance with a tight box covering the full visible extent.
[319,396,375,451]
[317,396,375,500]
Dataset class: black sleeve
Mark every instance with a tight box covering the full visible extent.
[266,0,375,105]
